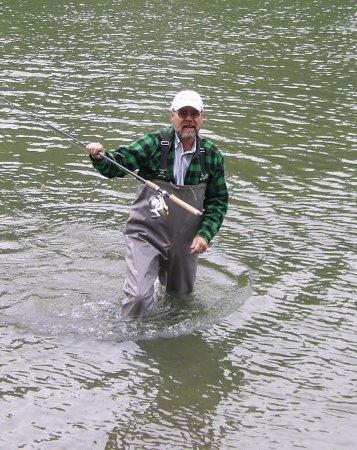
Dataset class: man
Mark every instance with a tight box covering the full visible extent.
[87,90,228,317]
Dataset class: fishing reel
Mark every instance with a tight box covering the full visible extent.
[149,193,169,218]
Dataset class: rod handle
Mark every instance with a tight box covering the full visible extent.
[168,193,203,217]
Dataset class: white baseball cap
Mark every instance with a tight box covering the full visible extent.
[171,90,204,112]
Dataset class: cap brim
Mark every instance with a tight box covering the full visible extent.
[172,101,202,112]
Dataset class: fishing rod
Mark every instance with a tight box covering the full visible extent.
[0,95,203,217]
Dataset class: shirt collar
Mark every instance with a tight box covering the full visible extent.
[174,133,196,154]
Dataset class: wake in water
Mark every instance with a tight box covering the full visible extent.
[0,221,251,341]
[1,257,251,342]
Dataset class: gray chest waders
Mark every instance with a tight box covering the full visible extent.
[122,180,206,317]
[121,130,207,317]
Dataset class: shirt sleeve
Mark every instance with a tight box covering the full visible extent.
[90,132,161,178]
[195,146,228,244]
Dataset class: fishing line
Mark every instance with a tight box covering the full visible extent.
[1,95,86,151]
[0,95,202,217]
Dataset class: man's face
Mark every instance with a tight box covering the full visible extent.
[170,107,204,140]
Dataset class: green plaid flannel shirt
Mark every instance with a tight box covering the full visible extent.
[91,125,228,244]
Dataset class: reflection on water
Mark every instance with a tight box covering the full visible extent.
[1,0,356,448]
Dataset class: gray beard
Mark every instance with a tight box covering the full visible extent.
[178,128,196,140]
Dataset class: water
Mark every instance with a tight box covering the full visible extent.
[1,0,356,448]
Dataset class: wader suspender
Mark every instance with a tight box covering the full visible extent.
[159,129,207,182]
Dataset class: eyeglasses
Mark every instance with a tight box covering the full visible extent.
[175,110,201,119]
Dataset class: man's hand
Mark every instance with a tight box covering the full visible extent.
[86,142,105,160]
[190,236,208,255]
